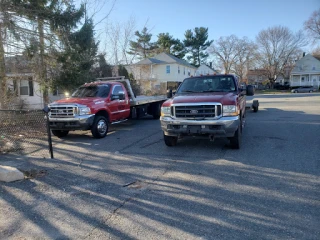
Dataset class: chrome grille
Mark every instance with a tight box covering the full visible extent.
[173,104,222,119]
[50,105,77,118]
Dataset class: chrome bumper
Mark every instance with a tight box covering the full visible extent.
[49,114,95,130]
[160,116,240,137]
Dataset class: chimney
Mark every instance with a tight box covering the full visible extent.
[303,52,306,57]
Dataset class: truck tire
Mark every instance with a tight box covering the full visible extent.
[52,130,69,138]
[230,121,241,149]
[164,135,178,147]
[91,116,108,138]
[152,103,161,119]
[252,100,259,112]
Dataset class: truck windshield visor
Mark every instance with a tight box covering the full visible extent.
[72,85,111,98]
[177,76,236,93]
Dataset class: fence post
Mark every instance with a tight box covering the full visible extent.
[43,106,53,159]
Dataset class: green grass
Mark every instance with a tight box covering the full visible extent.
[255,89,291,94]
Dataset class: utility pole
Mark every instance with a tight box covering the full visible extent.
[0,11,7,109]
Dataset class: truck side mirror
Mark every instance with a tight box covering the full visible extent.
[111,93,125,101]
[246,85,255,96]
[111,94,119,100]
[119,93,125,100]
[167,89,173,98]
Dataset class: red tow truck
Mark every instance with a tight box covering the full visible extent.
[160,74,258,149]
[48,77,167,138]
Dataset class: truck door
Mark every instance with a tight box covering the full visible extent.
[110,84,129,120]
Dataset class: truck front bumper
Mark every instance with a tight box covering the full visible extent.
[49,115,95,131]
[160,116,240,138]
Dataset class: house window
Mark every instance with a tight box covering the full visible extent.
[188,69,190,76]
[312,66,315,70]
[166,65,170,74]
[301,77,305,82]
[178,66,180,74]
[20,79,34,96]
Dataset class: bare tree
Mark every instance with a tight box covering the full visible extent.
[255,26,307,88]
[304,8,320,43]
[208,35,239,74]
[208,35,256,80]
[232,37,257,81]
[104,16,137,65]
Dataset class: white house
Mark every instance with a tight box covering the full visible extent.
[196,64,218,76]
[126,52,197,94]
[5,55,63,110]
[290,54,320,88]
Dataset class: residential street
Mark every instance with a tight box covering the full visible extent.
[0,93,320,240]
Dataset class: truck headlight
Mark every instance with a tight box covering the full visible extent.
[161,107,171,117]
[78,107,91,115]
[223,105,239,116]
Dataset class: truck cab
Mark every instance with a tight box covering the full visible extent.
[48,77,167,139]
[49,81,131,138]
[160,74,254,148]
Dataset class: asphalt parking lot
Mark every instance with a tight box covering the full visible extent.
[1,93,320,240]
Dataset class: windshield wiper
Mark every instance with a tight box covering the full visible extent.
[201,90,222,92]
[181,90,198,93]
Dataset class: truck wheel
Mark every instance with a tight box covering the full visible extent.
[152,103,161,119]
[91,116,108,138]
[51,130,69,138]
[230,122,241,149]
[164,135,178,147]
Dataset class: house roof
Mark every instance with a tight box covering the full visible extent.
[135,58,166,65]
[197,64,215,71]
[313,55,320,61]
[135,52,196,68]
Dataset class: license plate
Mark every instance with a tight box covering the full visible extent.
[57,122,65,128]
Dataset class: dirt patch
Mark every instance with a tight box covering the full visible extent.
[19,169,48,179]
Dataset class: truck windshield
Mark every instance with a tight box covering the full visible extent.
[71,85,111,98]
[176,76,236,93]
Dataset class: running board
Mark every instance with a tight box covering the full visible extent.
[111,119,128,125]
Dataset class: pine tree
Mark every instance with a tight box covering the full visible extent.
[183,27,213,67]
[127,27,156,59]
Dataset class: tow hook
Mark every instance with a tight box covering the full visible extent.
[209,135,215,142]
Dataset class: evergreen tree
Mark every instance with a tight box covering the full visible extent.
[54,18,98,91]
[156,33,186,59]
[127,27,156,59]
[183,27,213,67]
[118,65,140,96]
[0,0,84,106]
[93,54,112,78]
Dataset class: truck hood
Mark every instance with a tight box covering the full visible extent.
[51,97,103,106]
[168,92,237,105]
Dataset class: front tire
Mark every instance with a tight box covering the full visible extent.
[91,116,108,138]
[52,130,69,138]
[164,135,178,147]
[230,121,242,149]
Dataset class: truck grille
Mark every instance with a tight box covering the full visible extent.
[50,105,77,118]
[173,104,222,119]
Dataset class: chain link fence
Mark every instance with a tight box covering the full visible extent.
[0,109,51,157]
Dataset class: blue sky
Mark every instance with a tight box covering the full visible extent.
[86,0,319,55]
[108,0,318,40]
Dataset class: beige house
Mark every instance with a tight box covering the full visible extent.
[4,56,63,110]
[290,54,320,88]
[126,52,197,94]
[247,69,269,85]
